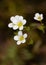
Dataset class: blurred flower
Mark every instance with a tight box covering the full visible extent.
[14,31,27,45]
[8,15,26,30]
[34,13,43,21]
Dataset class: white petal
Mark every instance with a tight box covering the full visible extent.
[22,19,26,25]
[10,16,18,24]
[13,19,18,24]
[40,14,43,19]
[15,15,19,20]
[19,26,23,30]
[41,14,43,17]
[23,33,27,38]
[14,36,18,40]
[8,23,13,28]
[22,39,26,43]
[17,41,21,45]
[18,31,22,36]
[10,16,15,22]
[34,17,37,20]
[19,16,23,20]
[35,13,39,17]
[13,25,18,30]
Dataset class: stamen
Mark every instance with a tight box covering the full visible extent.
[17,22,23,27]
[19,36,24,41]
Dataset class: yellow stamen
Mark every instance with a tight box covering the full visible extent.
[17,22,23,27]
[38,16,41,20]
[19,36,24,41]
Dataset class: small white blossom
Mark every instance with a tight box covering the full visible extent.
[8,15,26,30]
[34,13,43,21]
[14,31,27,45]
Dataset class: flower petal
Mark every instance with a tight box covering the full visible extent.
[23,33,27,38]
[15,15,19,20]
[34,17,37,20]
[41,14,43,17]
[18,31,22,36]
[10,16,18,24]
[14,36,18,40]
[19,16,23,20]
[40,14,43,19]
[17,41,21,45]
[19,26,23,30]
[8,23,13,28]
[13,25,18,30]
[22,19,26,25]
[35,13,39,17]
[22,39,26,43]
[10,16,15,22]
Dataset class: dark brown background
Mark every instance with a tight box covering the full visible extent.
[0,0,46,65]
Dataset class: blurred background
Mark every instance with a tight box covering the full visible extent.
[0,0,46,65]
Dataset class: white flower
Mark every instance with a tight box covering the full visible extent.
[14,31,27,45]
[34,13,43,21]
[8,15,26,30]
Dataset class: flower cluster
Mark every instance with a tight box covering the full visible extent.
[8,13,43,45]
[8,15,27,45]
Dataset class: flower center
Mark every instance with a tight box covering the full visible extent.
[17,22,23,27]
[38,16,41,20]
[19,36,24,41]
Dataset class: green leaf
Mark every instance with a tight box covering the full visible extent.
[7,44,16,59]
[29,39,33,45]
[37,24,45,33]
[24,26,30,31]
